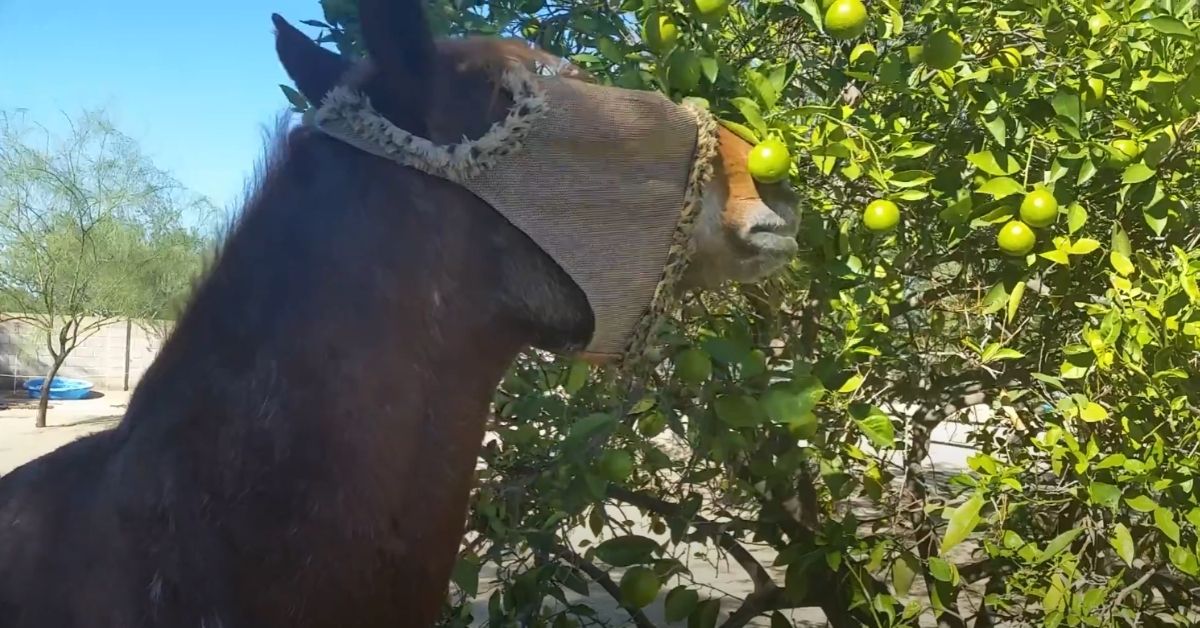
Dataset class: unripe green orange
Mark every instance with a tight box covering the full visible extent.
[643,14,679,53]
[690,0,728,23]
[997,220,1036,257]
[598,450,634,482]
[619,567,662,608]
[674,349,712,384]
[923,29,963,70]
[1019,188,1059,228]
[863,199,900,232]
[824,0,868,40]
[747,138,792,183]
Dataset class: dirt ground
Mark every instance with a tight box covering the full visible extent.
[0,390,983,627]
[0,389,130,476]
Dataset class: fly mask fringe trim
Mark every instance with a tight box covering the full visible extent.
[309,68,548,183]
[305,62,719,371]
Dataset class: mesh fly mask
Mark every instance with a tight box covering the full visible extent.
[305,59,720,367]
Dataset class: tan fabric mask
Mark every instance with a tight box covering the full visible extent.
[305,63,719,365]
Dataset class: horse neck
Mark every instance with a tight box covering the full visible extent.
[125,125,526,562]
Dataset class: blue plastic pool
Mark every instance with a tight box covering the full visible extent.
[24,377,95,400]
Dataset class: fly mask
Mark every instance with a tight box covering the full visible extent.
[305,57,720,367]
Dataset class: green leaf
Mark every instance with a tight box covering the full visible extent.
[1155,508,1181,543]
[983,115,1007,146]
[838,373,864,394]
[1124,495,1158,513]
[714,395,766,427]
[700,57,719,84]
[927,556,956,583]
[1110,524,1135,566]
[1007,280,1026,325]
[853,408,896,449]
[1041,250,1072,265]
[1146,16,1196,40]
[940,493,985,554]
[665,586,700,622]
[982,282,1009,315]
[1070,238,1101,255]
[761,380,825,424]
[719,119,760,145]
[967,151,1020,176]
[1110,252,1135,276]
[565,413,618,449]
[889,170,935,188]
[1042,572,1068,614]
[1066,203,1087,234]
[1077,159,1097,185]
[892,552,920,596]
[452,554,482,596]
[279,84,310,111]
[978,176,1025,199]
[1088,482,1121,509]
[1036,528,1083,564]
[1078,401,1109,422]
[1051,90,1081,128]
[1112,224,1132,258]
[593,535,660,567]
[688,599,721,628]
[565,360,590,394]
[1122,163,1156,184]
[1169,546,1200,576]
[730,97,767,136]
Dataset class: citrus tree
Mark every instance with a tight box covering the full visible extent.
[299,1,1200,625]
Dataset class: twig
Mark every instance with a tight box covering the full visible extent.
[549,543,656,628]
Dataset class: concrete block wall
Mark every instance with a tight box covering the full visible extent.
[0,314,170,393]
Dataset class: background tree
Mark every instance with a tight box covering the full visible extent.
[299,1,1200,625]
[0,109,214,427]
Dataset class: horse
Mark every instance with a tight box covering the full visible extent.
[0,0,799,625]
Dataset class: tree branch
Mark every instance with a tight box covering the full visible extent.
[548,543,656,628]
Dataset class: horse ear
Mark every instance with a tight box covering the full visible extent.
[273,14,350,106]
[357,0,438,136]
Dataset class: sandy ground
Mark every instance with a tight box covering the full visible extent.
[0,391,982,627]
[0,389,130,476]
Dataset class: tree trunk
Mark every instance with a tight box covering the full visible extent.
[35,359,64,429]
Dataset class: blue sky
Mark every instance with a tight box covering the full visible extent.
[0,0,326,218]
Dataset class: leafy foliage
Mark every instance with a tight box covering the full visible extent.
[303,0,1200,625]
[0,109,214,425]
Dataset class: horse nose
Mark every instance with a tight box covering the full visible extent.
[740,204,799,254]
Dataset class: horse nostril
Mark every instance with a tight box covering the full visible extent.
[746,213,793,237]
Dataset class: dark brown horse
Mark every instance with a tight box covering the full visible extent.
[0,1,798,626]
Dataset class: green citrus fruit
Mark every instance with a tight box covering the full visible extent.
[923,29,963,70]
[667,49,703,93]
[643,14,679,53]
[1019,188,1059,228]
[1083,77,1106,108]
[997,220,1036,257]
[619,567,662,609]
[863,199,900,232]
[690,0,729,22]
[824,0,868,40]
[674,348,712,384]
[747,138,792,183]
[598,450,634,482]
[1106,139,1142,168]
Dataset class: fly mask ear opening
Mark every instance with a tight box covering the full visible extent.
[305,54,721,370]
